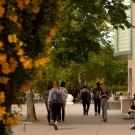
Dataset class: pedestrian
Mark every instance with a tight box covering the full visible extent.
[133,93,135,100]
[80,85,91,115]
[48,81,62,130]
[43,81,53,125]
[93,82,102,116]
[100,86,109,122]
[127,100,135,119]
[130,99,135,130]
[59,81,68,122]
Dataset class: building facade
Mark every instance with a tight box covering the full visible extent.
[114,0,135,97]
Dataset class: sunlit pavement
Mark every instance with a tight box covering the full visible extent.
[12,103,135,135]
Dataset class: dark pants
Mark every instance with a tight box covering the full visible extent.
[82,100,90,115]
[51,103,61,123]
[45,101,51,123]
[61,104,66,121]
[94,98,101,114]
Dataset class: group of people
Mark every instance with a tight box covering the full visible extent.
[43,80,135,130]
[80,82,109,122]
[43,81,68,130]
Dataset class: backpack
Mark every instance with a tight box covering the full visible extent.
[81,89,91,101]
[51,91,61,103]
[93,87,101,99]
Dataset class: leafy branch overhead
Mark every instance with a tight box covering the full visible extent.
[51,0,134,66]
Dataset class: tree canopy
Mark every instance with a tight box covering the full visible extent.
[51,0,133,66]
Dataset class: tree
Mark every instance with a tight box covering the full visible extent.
[0,0,60,134]
[51,0,134,66]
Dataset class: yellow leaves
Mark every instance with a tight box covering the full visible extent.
[17,49,24,56]
[46,36,52,44]
[96,78,105,85]
[9,57,18,73]
[0,0,5,6]
[0,6,5,18]
[34,57,49,68]
[19,81,33,93]
[31,0,42,14]
[50,26,58,37]
[23,58,33,69]
[8,15,18,23]
[0,91,5,103]
[1,62,11,74]
[25,0,30,5]
[45,25,58,44]
[0,53,7,63]
[8,34,18,43]
[31,0,42,6]
[17,0,25,10]
[0,55,18,74]
[0,40,3,48]
[19,56,33,69]
[0,106,6,121]
[17,0,39,11]
[32,6,40,14]
[19,56,26,63]
[6,115,20,126]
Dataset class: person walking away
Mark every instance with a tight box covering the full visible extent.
[100,87,109,122]
[59,81,68,122]
[80,85,91,115]
[43,81,53,125]
[48,81,62,130]
[93,82,102,115]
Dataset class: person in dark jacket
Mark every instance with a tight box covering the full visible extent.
[93,82,102,115]
[43,81,53,125]
[59,81,68,121]
[80,85,91,115]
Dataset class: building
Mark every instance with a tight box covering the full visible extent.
[114,0,135,97]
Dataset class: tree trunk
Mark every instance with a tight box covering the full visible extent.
[26,89,37,122]
[78,72,84,88]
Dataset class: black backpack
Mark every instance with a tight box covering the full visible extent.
[81,90,91,101]
[93,87,101,99]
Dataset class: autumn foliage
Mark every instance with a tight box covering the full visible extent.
[0,0,57,127]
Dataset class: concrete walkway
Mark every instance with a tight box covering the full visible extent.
[12,103,135,135]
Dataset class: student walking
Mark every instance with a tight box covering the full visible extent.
[80,85,91,115]
[43,81,53,125]
[100,87,109,122]
[93,82,102,115]
[48,81,62,130]
[59,82,68,122]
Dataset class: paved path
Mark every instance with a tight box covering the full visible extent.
[12,103,135,135]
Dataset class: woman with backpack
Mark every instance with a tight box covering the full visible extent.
[48,81,62,130]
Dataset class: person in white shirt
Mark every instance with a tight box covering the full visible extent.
[59,81,68,122]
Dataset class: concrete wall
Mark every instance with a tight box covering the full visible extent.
[128,2,135,97]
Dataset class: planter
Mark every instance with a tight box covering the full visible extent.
[119,96,128,100]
